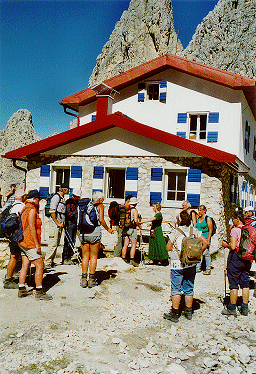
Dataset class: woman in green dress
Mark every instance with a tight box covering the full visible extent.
[141,202,169,265]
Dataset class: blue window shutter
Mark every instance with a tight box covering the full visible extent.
[71,166,82,178]
[159,92,166,101]
[207,132,218,142]
[126,167,138,180]
[150,192,162,205]
[188,169,201,183]
[93,166,104,179]
[208,112,219,123]
[40,165,50,177]
[177,113,187,123]
[177,132,186,138]
[151,168,163,181]
[187,194,200,207]
[160,81,167,88]
[92,114,96,121]
[138,93,145,102]
[39,187,49,198]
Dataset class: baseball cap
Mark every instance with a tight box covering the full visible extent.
[72,188,81,197]
[130,197,138,205]
[244,206,254,212]
[27,189,41,199]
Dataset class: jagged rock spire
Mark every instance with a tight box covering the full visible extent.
[89,0,183,86]
[183,0,256,79]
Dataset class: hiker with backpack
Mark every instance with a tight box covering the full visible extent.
[121,197,140,267]
[163,210,208,322]
[62,188,81,265]
[2,189,27,289]
[177,200,197,228]
[44,183,69,268]
[221,211,255,317]
[244,206,256,227]
[108,195,133,257]
[80,191,115,288]
[18,189,52,300]
[196,205,214,275]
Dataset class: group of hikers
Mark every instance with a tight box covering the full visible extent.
[1,184,256,321]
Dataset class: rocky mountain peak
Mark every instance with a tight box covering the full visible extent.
[182,0,256,79]
[89,0,183,86]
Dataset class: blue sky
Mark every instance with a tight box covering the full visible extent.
[0,0,218,139]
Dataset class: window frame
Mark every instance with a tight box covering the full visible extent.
[163,168,188,207]
[188,113,208,141]
[105,167,126,202]
[51,166,70,194]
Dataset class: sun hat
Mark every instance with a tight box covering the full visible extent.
[60,182,69,190]
[72,188,81,197]
[27,189,41,199]
[244,206,254,212]
[130,197,138,205]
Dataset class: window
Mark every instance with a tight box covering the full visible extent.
[106,168,125,199]
[189,114,207,140]
[230,174,238,204]
[53,167,70,193]
[147,84,159,100]
[165,170,186,202]
[245,121,250,154]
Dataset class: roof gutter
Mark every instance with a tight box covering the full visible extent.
[61,103,80,127]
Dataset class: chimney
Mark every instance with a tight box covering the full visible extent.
[96,95,113,120]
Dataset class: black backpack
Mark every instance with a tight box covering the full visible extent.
[0,205,13,238]
[0,205,29,242]
[206,216,217,236]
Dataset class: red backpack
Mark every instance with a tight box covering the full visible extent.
[236,225,256,261]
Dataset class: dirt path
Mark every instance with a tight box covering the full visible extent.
[0,254,256,374]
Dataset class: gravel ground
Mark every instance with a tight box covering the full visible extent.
[0,253,256,374]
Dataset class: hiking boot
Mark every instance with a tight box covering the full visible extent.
[203,269,211,275]
[238,306,249,316]
[18,288,33,298]
[184,307,193,320]
[163,309,179,323]
[196,267,201,273]
[88,274,98,288]
[3,276,19,289]
[35,288,53,301]
[80,275,88,288]
[130,259,139,267]
[221,306,237,317]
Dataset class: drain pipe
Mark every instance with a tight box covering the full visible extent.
[12,159,27,191]
[61,104,80,127]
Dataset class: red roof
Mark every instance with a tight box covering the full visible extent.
[61,53,256,119]
[3,112,238,166]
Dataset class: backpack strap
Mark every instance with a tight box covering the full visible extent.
[175,227,187,237]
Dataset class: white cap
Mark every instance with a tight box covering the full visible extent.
[130,197,138,205]
[244,206,254,212]
[72,188,81,197]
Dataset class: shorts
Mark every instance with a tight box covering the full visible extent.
[18,245,42,261]
[80,226,102,244]
[227,252,251,289]
[171,266,196,296]
[9,240,21,255]
[123,227,137,241]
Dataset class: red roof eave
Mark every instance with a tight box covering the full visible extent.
[61,53,256,118]
[3,112,237,165]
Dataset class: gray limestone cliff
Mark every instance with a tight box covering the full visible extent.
[0,109,40,194]
[89,0,183,86]
[183,0,256,79]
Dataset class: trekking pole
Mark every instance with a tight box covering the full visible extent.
[64,228,82,264]
[139,228,145,267]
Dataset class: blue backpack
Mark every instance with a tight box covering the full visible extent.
[0,206,29,242]
[78,198,99,233]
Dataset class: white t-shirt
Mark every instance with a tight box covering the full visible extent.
[168,225,202,270]
[9,201,25,215]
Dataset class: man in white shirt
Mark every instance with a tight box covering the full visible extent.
[3,189,26,289]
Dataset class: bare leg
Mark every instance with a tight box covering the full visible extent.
[172,294,181,310]
[230,289,238,305]
[130,239,137,259]
[81,243,90,275]
[89,242,100,274]
[6,253,20,277]
[122,237,130,259]
[184,295,193,308]
[19,256,31,285]
[33,258,44,287]
[242,287,250,304]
